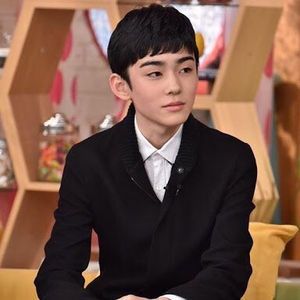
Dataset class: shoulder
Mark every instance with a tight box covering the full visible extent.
[190,116,256,166]
[66,121,123,164]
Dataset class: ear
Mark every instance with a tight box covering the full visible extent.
[109,73,131,101]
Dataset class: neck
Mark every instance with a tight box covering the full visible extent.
[137,122,180,149]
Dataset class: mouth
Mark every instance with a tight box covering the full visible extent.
[163,101,185,108]
[162,101,185,112]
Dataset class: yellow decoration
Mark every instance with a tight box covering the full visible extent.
[0,268,98,300]
[195,32,205,56]
[242,222,299,300]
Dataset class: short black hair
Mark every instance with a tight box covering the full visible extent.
[107,4,199,86]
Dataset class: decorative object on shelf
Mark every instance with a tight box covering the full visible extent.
[91,114,117,134]
[0,48,9,76]
[38,113,79,182]
[0,24,12,48]
[195,31,205,57]
[0,21,12,76]
[0,138,15,189]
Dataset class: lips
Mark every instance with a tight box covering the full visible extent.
[162,101,185,108]
[162,101,185,112]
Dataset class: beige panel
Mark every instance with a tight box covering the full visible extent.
[212,3,282,102]
[26,181,60,192]
[193,95,213,110]
[211,102,278,222]
[10,9,74,94]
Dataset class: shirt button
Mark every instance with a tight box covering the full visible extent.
[177,167,184,174]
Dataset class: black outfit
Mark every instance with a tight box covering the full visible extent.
[35,105,257,300]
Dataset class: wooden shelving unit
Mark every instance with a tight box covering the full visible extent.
[0,0,120,268]
[0,0,283,268]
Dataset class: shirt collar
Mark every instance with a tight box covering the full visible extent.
[134,115,183,164]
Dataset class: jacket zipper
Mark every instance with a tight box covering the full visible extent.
[130,176,158,202]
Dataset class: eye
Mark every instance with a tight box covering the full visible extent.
[180,67,193,74]
[147,71,162,78]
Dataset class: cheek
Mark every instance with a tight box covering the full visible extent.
[184,84,197,97]
[190,79,199,94]
[132,80,153,95]
[130,88,156,109]
[183,74,198,90]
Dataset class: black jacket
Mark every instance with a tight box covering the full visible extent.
[35,105,257,300]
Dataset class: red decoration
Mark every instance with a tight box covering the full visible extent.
[50,70,63,106]
[264,49,273,78]
[71,75,78,105]
[61,30,73,62]
[196,81,210,95]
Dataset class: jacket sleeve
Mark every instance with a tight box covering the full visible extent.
[34,146,99,300]
[166,143,257,300]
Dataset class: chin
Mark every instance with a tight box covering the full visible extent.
[163,114,189,128]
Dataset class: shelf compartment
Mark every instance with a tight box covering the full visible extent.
[0,190,58,268]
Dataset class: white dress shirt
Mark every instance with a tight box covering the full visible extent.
[134,117,182,201]
[135,117,185,300]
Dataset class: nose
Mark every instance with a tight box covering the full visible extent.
[166,72,181,95]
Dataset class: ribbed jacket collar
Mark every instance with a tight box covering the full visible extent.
[119,104,199,198]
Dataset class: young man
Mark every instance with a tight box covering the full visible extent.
[35,4,257,300]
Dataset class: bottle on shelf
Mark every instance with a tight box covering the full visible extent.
[38,113,79,182]
[91,114,117,135]
[0,138,15,189]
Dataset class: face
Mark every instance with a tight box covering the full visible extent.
[126,48,198,135]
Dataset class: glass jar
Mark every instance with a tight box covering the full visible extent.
[0,138,15,188]
[91,114,116,134]
[38,113,79,182]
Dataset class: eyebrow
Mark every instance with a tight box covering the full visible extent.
[139,55,195,68]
